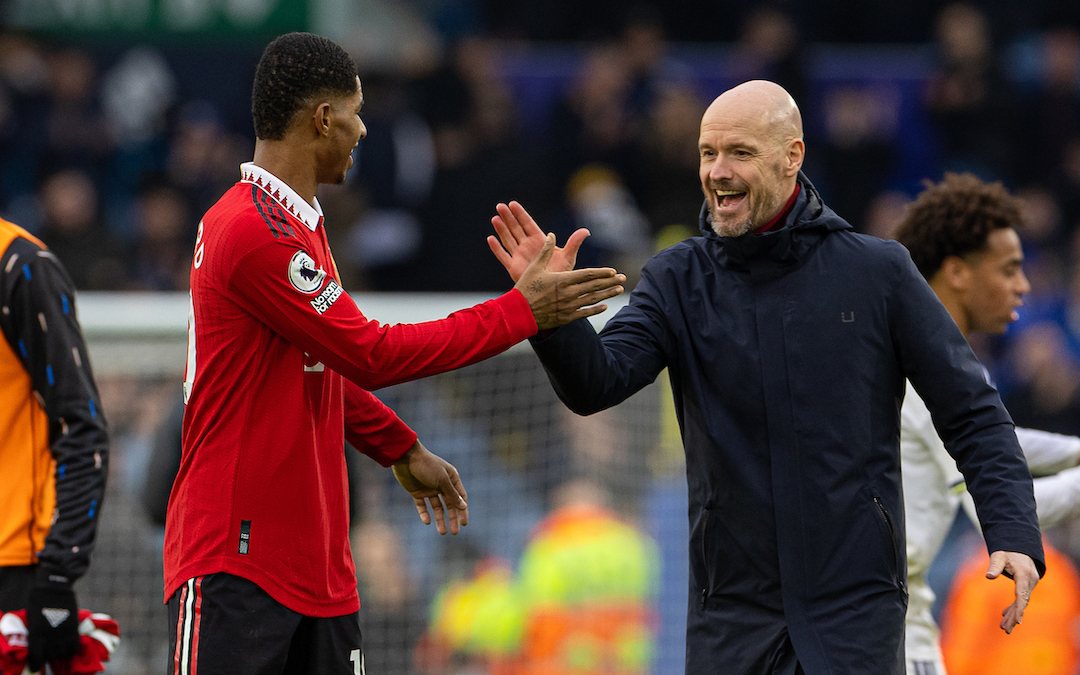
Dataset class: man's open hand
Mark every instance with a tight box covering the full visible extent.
[392,440,468,535]
[488,201,590,282]
[986,550,1040,633]
[490,201,625,331]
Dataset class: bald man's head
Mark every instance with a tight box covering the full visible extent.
[704,80,803,145]
[698,80,805,237]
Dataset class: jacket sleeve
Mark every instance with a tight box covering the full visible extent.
[227,239,537,391]
[0,239,109,581]
[530,263,673,415]
[888,245,1044,574]
[342,380,417,467]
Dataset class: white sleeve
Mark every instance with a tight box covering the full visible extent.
[1033,465,1080,528]
[1015,427,1080,476]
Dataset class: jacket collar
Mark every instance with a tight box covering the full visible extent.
[239,162,323,232]
[697,172,852,277]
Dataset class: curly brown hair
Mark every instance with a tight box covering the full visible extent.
[251,32,358,141]
[892,172,1023,280]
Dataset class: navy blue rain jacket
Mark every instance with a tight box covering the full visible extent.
[531,174,1043,674]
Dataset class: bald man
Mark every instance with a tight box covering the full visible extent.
[486,81,1043,674]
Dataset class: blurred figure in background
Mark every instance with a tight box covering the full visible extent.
[1019,25,1080,190]
[414,36,539,291]
[924,3,1017,180]
[546,45,639,205]
[632,83,705,246]
[728,7,808,108]
[41,48,112,187]
[817,84,900,231]
[36,168,125,290]
[417,481,660,675]
[127,179,193,291]
[1004,322,1080,437]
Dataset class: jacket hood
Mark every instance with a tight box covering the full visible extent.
[697,172,853,278]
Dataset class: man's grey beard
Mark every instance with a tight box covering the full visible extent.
[706,210,754,238]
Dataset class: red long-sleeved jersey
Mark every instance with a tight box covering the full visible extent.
[164,163,536,616]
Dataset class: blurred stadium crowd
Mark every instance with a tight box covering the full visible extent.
[9,0,1080,672]
[5,1,1080,411]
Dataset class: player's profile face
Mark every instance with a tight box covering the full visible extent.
[317,76,366,185]
[961,227,1030,335]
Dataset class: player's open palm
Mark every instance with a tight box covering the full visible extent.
[488,201,590,282]
[392,440,469,535]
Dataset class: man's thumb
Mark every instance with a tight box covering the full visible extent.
[986,551,1007,579]
[534,232,555,268]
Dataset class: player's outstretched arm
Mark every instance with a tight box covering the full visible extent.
[392,440,468,535]
[512,229,625,331]
[488,200,590,282]
[987,550,1040,633]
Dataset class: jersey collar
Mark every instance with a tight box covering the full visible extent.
[239,162,323,231]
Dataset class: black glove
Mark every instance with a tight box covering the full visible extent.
[26,567,80,673]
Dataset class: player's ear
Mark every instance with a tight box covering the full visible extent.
[940,255,971,292]
[313,102,332,137]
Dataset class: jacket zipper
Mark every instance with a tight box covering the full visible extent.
[873,496,905,592]
[700,508,710,606]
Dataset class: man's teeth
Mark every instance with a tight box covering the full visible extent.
[716,190,744,196]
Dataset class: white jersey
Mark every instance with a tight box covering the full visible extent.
[901,380,1080,672]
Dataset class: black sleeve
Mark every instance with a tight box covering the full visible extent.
[0,237,109,581]
[531,264,672,415]
[888,244,1044,575]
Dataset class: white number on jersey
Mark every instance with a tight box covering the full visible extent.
[183,293,196,404]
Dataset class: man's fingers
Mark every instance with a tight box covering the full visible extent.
[487,234,514,270]
[508,201,542,236]
[491,211,519,252]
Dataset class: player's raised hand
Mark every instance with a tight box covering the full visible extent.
[488,201,590,282]
[392,440,468,535]
[513,233,625,331]
[986,550,1040,633]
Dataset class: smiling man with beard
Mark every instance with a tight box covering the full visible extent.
[486,80,1044,674]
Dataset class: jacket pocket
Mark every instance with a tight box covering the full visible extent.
[873,496,906,593]
[692,507,714,606]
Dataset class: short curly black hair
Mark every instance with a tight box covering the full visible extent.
[892,172,1023,280]
[252,32,358,141]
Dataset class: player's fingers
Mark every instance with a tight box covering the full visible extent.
[413,496,432,525]
[429,495,448,535]
[557,267,620,285]
[449,471,468,510]
[444,502,461,535]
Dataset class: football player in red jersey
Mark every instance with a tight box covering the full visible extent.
[165,32,625,675]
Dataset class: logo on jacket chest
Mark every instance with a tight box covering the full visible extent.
[288,250,327,294]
